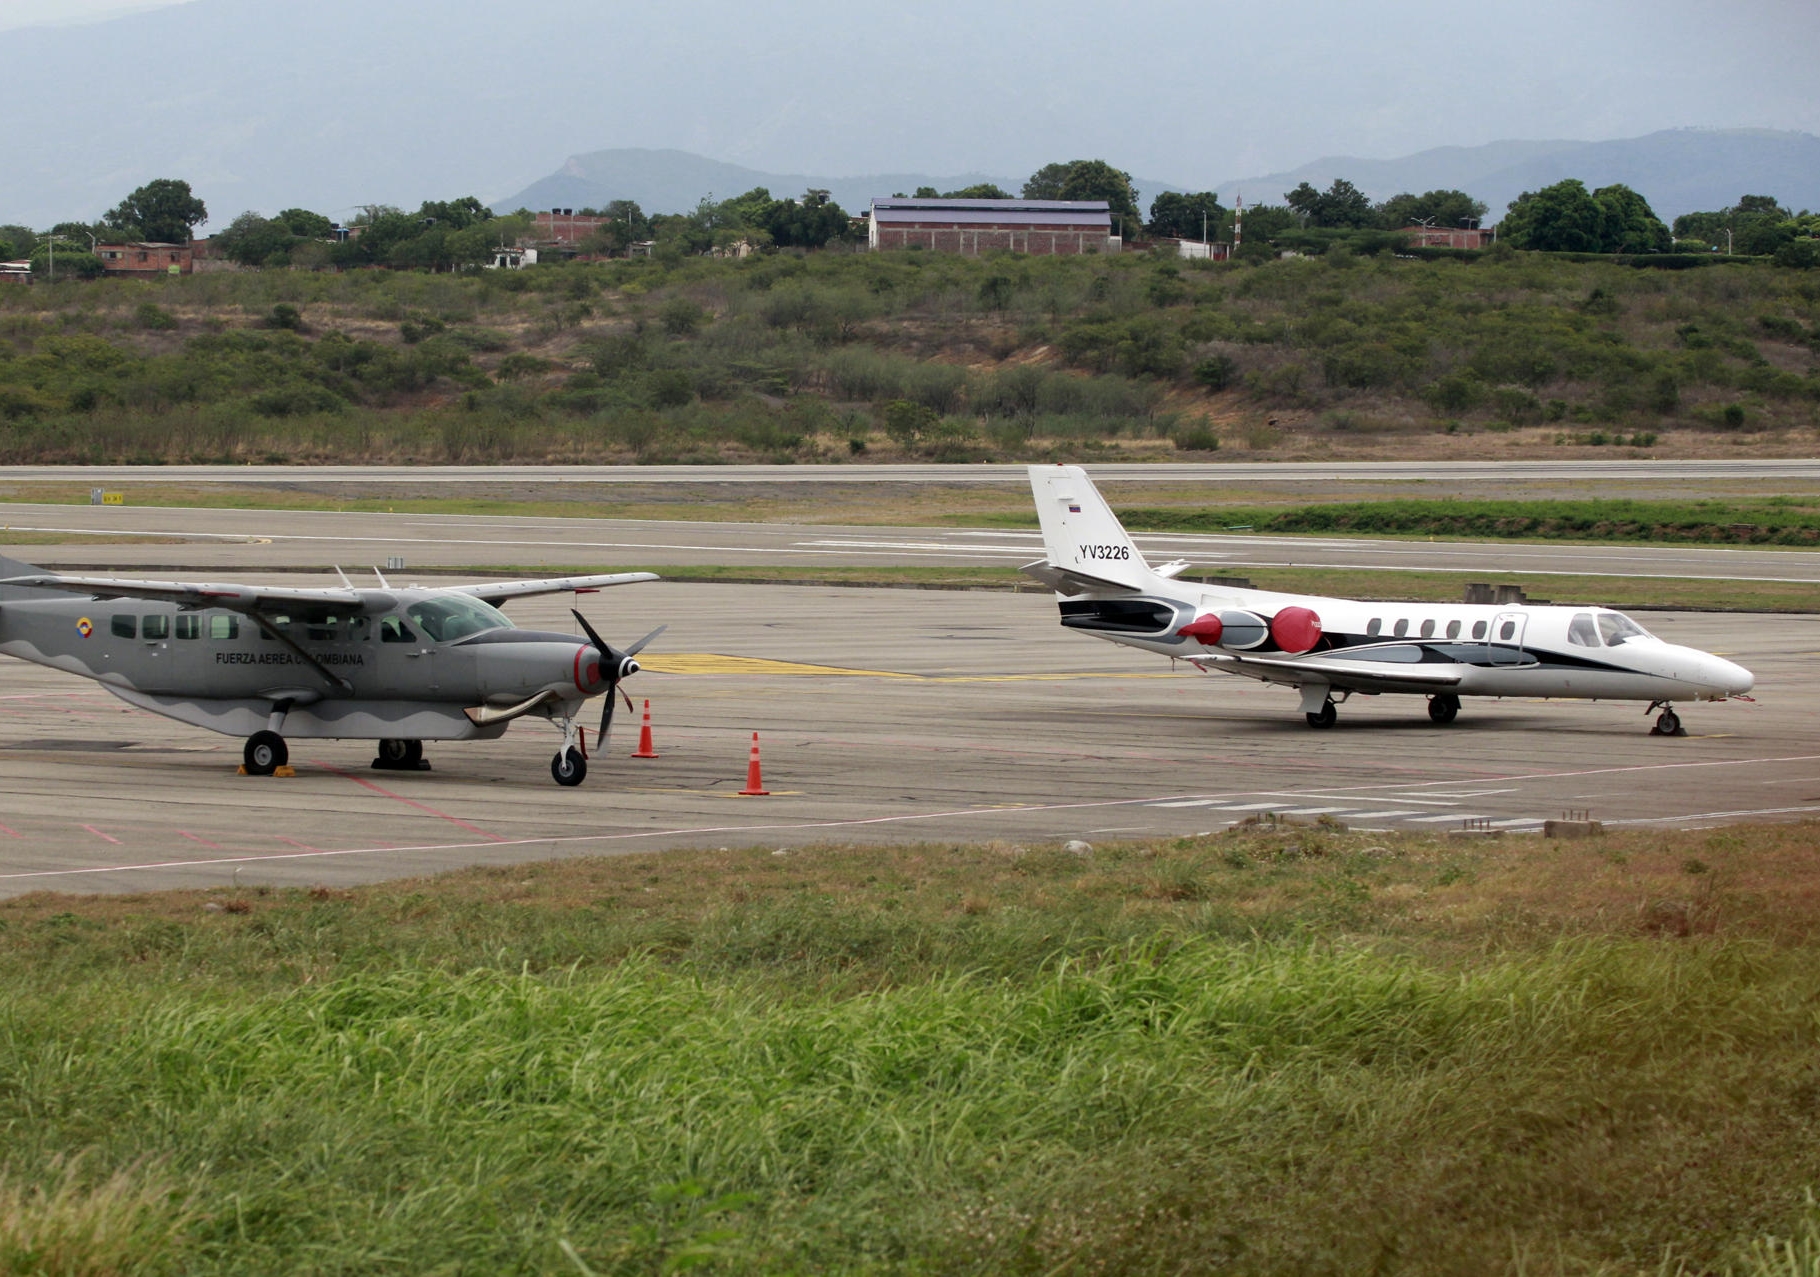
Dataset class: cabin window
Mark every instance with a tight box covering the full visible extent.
[1366,618,1381,636]
[303,612,342,642]
[1472,620,1488,639]
[209,614,238,640]
[175,614,201,639]
[1568,613,1600,647]
[406,595,513,642]
[1446,620,1461,639]
[141,615,169,640]
[345,616,371,643]
[1499,621,1517,640]
[258,615,291,640]
[111,614,135,638]
[1393,618,1409,637]
[380,616,415,643]
[1419,619,1435,638]
[1598,612,1650,646]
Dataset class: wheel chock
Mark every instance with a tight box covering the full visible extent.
[273,765,297,778]
[236,765,249,776]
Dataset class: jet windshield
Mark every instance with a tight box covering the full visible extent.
[406,594,516,642]
[1596,611,1653,646]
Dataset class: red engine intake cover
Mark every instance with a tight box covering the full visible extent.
[574,647,604,692]
[1176,614,1224,645]
[1269,606,1322,654]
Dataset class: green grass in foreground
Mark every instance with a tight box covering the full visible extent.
[5,824,1820,1274]
[437,563,1820,613]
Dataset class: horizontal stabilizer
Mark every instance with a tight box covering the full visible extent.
[1020,560,1141,596]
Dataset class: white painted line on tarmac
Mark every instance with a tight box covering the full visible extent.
[1407,813,1488,824]
[1342,810,1431,820]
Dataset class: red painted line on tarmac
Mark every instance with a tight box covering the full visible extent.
[275,836,321,851]
[80,824,121,844]
[314,763,506,842]
[177,830,220,848]
[0,823,17,838]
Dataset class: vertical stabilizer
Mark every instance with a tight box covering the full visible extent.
[1027,465,1151,590]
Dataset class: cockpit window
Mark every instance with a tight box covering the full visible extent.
[1568,613,1601,646]
[1597,611,1650,645]
[405,595,515,643]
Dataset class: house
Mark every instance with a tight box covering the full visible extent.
[533,209,607,246]
[486,245,538,270]
[1171,239,1233,262]
[95,242,193,277]
[0,260,32,284]
[1398,225,1495,250]
[867,198,1118,255]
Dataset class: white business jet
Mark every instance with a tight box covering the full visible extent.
[1024,465,1753,734]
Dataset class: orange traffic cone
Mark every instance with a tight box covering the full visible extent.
[631,699,659,758]
[737,731,770,796]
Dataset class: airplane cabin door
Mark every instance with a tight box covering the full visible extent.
[1488,611,1528,666]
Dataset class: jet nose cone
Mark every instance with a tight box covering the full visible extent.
[1718,657,1754,696]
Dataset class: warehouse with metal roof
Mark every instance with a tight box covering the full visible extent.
[867,197,1117,255]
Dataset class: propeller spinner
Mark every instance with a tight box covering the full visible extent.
[572,610,665,747]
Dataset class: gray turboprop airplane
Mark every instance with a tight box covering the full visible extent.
[1026,465,1754,733]
[0,554,661,785]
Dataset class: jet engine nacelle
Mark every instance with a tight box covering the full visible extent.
[1178,609,1270,650]
[1177,607,1321,654]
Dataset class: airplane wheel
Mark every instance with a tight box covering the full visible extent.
[376,738,411,765]
[551,747,587,787]
[244,730,288,776]
[1305,700,1337,729]
[1428,694,1460,725]
[403,739,424,766]
[1656,709,1682,735]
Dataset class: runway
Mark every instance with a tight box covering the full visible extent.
[7,459,1820,485]
[0,582,1809,898]
[6,502,1820,584]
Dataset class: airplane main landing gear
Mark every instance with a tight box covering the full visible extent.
[1305,699,1337,729]
[373,738,427,771]
[1428,693,1461,725]
[244,730,288,776]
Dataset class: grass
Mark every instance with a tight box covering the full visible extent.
[5,823,1820,1273]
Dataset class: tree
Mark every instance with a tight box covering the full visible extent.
[104,178,207,243]
[1674,195,1796,255]
[1592,183,1670,253]
[1058,160,1140,229]
[0,225,32,259]
[275,208,333,240]
[1284,178,1375,229]
[942,183,1012,199]
[1376,189,1488,230]
[1022,162,1072,201]
[1147,191,1224,240]
[1499,179,1605,252]
[214,211,296,266]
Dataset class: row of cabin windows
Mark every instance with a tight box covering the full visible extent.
[1365,617,1502,641]
[110,613,419,643]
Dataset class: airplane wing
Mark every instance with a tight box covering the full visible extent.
[0,573,381,612]
[1190,651,1464,691]
[452,572,659,604]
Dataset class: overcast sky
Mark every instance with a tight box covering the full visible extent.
[1,0,1817,226]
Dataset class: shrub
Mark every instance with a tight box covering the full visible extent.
[1193,354,1238,392]
[266,303,305,331]
[1172,423,1219,451]
[132,302,177,331]
[880,398,936,446]
[659,298,707,336]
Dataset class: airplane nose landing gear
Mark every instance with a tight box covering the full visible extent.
[551,747,587,786]
[1649,702,1686,736]
[1305,699,1337,729]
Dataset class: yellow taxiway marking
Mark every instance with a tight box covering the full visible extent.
[639,654,1186,682]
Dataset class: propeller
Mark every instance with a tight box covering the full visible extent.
[572,610,666,748]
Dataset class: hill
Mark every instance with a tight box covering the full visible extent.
[1214,129,1820,221]
[498,149,1021,219]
